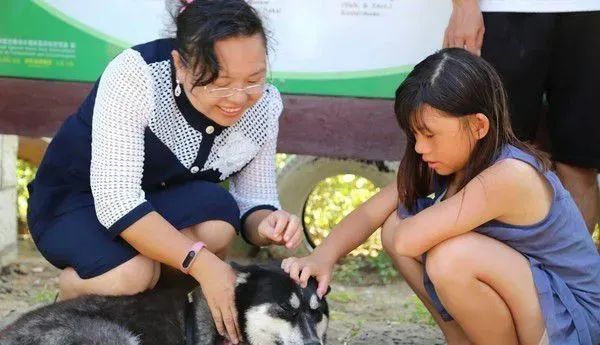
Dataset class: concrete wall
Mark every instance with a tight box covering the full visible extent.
[0,135,17,267]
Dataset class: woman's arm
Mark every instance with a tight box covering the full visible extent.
[91,49,241,342]
[120,212,198,269]
[90,49,155,236]
[229,86,298,247]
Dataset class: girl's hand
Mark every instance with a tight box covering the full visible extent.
[258,210,304,249]
[190,252,241,344]
[443,0,484,56]
[281,254,333,298]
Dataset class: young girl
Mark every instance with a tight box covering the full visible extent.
[282,48,600,345]
[27,1,303,343]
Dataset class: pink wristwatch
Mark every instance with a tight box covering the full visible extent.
[180,241,205,274]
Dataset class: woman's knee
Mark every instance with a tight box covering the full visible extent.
[59,255,160,298]
[93,255,160,295]
[189,220,237,254]
[113,255,161,294]
[426,233,481,286]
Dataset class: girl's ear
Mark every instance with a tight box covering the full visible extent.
[471,113,490,140]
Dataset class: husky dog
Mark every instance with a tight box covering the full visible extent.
[0,263,329,345]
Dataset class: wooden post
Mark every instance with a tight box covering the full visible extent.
[0,135,18,267]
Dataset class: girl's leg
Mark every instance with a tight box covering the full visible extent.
[381,226,472,345]
[426,232,545,345]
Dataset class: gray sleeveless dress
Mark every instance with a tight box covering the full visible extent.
[405,145,600,345]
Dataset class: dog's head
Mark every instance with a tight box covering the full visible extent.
[231,262,329,345]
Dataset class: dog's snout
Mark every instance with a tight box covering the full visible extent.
[303,340,322,345]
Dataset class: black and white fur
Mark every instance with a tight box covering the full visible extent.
[0,263,329,345]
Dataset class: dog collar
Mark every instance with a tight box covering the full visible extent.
[185,293,195,345]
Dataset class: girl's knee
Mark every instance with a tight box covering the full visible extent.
[381,222,396,255]
[426,233,481,285]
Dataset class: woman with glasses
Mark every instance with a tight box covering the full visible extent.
[26,1,302,342]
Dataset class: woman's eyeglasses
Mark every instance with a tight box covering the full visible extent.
[203,83,266,98]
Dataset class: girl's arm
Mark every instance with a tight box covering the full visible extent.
[282,182,399,296]
[312,182,400,265]
[393,159,541,257]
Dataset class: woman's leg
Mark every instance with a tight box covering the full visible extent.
[181,220,237,260]
[59,220,235,299]
[55,180,240,299]
[154,220,238,290]
[59,254,160,300]
[381,225,472,345]
[426,232,546,345]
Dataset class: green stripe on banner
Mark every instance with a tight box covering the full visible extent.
[0,0,125,81]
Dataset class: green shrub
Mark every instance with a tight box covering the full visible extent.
[16,159,37,235]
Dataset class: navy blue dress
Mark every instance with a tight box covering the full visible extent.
[27,39,283,278]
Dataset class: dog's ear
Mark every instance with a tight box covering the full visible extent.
[230,261,246,272]
[306,277,332,298]
[255,261,284,274]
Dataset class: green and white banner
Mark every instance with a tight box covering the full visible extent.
[0,0,451,98]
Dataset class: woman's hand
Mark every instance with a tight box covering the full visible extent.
[281,254,333,298]
[190,251,241,344]
[258,210,304,249]
[443,0,485,56]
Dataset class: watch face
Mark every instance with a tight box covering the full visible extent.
[182,251,196,268]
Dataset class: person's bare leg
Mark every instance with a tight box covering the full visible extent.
[59,254,160,300]
[426,232,545,345]
[381,225,471,345]
[181,220,237,260]
[555,163,599,234]
[156,220,237,290]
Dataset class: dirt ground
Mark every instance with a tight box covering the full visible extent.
[0,240,444,345]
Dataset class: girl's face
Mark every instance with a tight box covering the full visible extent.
[172,34,267,127]
[412,105,489,177]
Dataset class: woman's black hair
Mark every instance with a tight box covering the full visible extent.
[173,0,268,87]
[395,48,550,212]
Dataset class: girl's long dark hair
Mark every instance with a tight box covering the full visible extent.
[395,48,550,213]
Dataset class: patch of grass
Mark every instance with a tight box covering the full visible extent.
[349,319,364,337]
[328,310,348,321]
[303,174,381,255]
[328,291,358,303]
[28,289,57,305]
[333,253,398,285]
[16,159,37,237]
[364,253,398,284]
[407,295,436,326]
[333,258,364,284]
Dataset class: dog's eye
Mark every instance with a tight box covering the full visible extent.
[278,304,299,316]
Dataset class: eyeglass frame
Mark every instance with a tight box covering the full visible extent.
[202,82,268,98]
